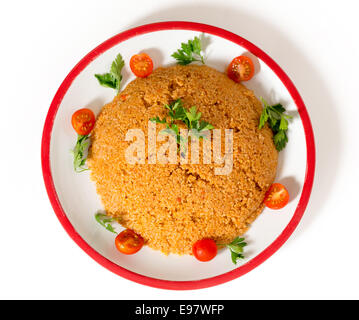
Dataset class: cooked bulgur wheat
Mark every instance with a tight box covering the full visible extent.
[87,65,278,255]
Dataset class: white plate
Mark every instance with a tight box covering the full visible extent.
[41,22,315,290]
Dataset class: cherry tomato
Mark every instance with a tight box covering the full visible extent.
[264,183,290,210]
[192,239,217,262]
[227,55,255,82]
[71,108,96,135]
[115,229,144,255]
[130,53,154,78]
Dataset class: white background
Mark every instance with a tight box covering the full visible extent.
[0,0,358,299]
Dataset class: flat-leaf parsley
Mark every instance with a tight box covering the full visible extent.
[171,36,205,65]
[219,237,247,265]
[150,99,214,152]
[71,134,90,173]
[258,98,292,151]
[94,212,118,234]
[95,53,125,93]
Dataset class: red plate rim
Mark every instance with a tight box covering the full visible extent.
[41,21,315,290]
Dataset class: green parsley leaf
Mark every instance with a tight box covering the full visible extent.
[218,237,247,265]
[258,97,292,151]
[110,53,125,92]
[259,108,269,129]
[271,103,286,113]
[94,73,117,89]
[172,106,187,121]
[150,116,167,124]
[95,53,125,93]
[279,116,289,131]
[186,106,201,123]
[172,36,205,65]
[71,134,90,173]
[197,120,214,132]
[171,124,179,136]
[231,250,244,264]
[94,212,118,234]
[151,99,214,154]
[226,237,247,265]
[273,130,288,151]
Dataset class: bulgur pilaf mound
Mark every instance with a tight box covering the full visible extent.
[87,65,278,255]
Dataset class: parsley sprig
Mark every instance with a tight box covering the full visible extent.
[94,212,118,234]
[71,134,90,172]
[150,99,214,151]
[258,98,292,151]
[172,36,205,65]
[219,237,248,265]
[95,53,125,93]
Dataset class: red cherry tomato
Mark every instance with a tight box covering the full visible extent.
[264,183,290,209]
[71,108,96,135]
[115,229,144,255]
[192,239,218,262]
[227,55,255,82]
[129,53,154,78]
